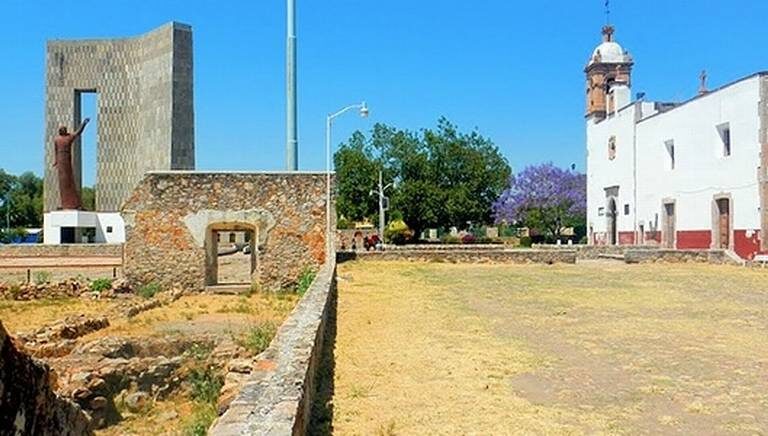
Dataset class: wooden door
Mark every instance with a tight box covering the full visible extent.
[663,203,675,249]
[717,199,730,249]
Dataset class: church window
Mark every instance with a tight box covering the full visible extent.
[665,140,675,170]
[718,123,731,157]
[608,136,617,160]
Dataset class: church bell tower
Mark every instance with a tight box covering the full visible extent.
[585,25,634,120]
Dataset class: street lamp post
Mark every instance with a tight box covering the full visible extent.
[326,102,369,258]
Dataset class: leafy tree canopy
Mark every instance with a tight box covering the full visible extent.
[492,162,586,238]
[334,118,511,236]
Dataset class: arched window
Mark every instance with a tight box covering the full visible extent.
[608,136,617,160]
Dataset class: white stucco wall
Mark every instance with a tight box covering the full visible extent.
[587,101,659,237]
[43,211,125,244]
[587,74,762,252]
[636,76,761,233]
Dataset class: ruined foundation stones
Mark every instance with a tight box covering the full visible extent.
[0,321,93,435]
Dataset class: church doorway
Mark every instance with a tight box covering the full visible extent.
[715,198,731,249]
[662,201,676,249]
[607,198,618,245]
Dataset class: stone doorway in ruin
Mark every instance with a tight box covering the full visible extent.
[714,196,732,250]
[205,223,259,289]
[662,200,676,249]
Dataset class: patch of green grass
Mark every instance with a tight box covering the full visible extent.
[90,278,113,293]
[236,321,277,355]
[138,282,161,299]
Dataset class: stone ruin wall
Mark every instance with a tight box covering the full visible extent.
[0,321,92,435]
[122,172,331,291]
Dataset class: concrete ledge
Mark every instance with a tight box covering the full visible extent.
[0,244,124,258]
[210,261,336,435]
[338,249,577,264]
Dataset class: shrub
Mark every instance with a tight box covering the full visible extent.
[189,366,223,404]
[90,278,113,293]
[296,267,316,296]
[461,234,476,244]
[336,217,351,230]
[440,235,461,244]
[33,271,52,284]
[237,321,277,355]
[138,282,161,299]
[519,236,533,248]
[384,219,412,245]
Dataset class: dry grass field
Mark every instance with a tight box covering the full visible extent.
[331,260,768,435]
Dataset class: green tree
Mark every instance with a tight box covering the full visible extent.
[333,132,379,223]
[0,169,44,229]
[81,186,95,211]
[334,119,511,238]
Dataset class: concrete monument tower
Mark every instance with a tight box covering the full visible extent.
[43,22,194,243]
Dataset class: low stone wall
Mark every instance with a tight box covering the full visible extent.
[624,249,733,264]
[532,244,659,260]
[384,243,505,251]
[210,261,337,435]
[338,249,577,264]
[122,172,330,291]
[0,244,123,258]
[0,321,92,435]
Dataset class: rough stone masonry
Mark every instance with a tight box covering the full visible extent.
[122,172,331,291]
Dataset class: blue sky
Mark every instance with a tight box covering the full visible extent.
[2,0,768,186]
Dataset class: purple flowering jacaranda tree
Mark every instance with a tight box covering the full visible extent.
[493,163,586,238]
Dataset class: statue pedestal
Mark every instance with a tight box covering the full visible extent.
[43,211,125,245]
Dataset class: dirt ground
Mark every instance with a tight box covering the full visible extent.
[217,252,252,284]
[331,260,768,435]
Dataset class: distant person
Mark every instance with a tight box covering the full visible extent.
[53,118,90,210]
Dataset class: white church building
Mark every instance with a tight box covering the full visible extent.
[586,25,768,259]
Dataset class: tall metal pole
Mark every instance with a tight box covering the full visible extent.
[286,0,298,170]
[378,170,385,238]
[325,115,332,259]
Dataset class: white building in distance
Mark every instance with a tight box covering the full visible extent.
[586,25,767,259]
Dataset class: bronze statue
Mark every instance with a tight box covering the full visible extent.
[53,119,90,210]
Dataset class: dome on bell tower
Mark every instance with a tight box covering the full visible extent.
[588,26,633,65]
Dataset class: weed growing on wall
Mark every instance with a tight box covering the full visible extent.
[138,282,161,299]
[296,267,316,296]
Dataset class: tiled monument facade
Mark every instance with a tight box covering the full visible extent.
[44,22,194,212]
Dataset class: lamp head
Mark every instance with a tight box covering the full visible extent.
[360,102,369,118]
